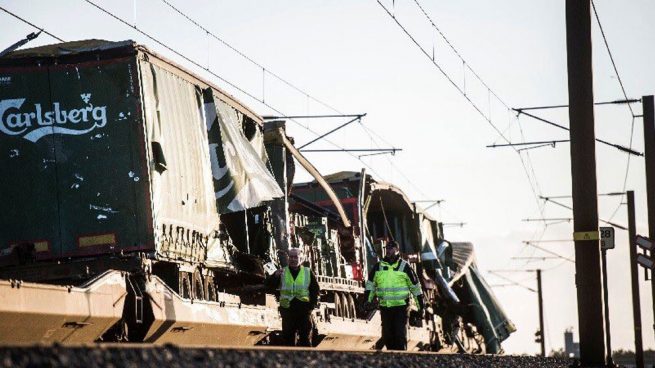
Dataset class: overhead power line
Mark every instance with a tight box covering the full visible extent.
[411,0,512,112]
[591,1,638,223]
[540,196,627,230]
[298,115,365,149]
[591,1,635,119]
[156,0,444,200]
[375,0,510,144]
[0,6,65,42]
[514,98,640,112]
[79,0,392,181]
[487,140,569,149]
[160,0,447,205]
[515,110,642,156]
[0,30,42,58]
[375,0,547,240]
[488,270,536,292]
[159,0,343,116]
[523,243,575,264]
[301,148,401,153]
[263,114,364,120]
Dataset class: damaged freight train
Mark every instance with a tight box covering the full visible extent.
[0,39,515,352]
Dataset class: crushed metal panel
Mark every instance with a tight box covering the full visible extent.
[203,90,283,214]
[460,264,516,353]
[138,59,221,264]
[143,275,279,346]
[2,39,135,59]
[0,270,126,343]
[448,242,475,284]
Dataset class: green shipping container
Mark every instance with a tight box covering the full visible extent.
[0,40,266,267]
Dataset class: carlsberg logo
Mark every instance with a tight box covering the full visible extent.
[0,93,108,142]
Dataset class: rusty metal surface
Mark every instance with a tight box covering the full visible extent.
[141,273,423,350]
[313,314,431,351]
[139,58,221,264]
[0,270,126,344]
[0,255,142,283]
[315,316,380,350]
[143,275,280,346]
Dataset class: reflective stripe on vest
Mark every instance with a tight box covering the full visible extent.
[279,266,310,308]
[372,259,416,307]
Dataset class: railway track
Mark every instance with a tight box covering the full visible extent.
[0,344,571,368]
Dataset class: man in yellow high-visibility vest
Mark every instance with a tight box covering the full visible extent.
[268,248,319,346]
[363,240,424,350]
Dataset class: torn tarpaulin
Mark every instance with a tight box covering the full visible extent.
[203,89,283,213]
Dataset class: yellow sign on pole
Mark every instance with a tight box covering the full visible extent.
[573,231,600,241]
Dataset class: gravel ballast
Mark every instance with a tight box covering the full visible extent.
[0,345,572,368]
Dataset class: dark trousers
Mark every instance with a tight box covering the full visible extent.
[380,305,409,351]
[280,308,313,347]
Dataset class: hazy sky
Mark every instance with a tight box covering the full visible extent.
[2,0,655,355]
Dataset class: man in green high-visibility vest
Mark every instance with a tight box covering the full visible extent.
[363,240,424,350]
[267,248,319,346]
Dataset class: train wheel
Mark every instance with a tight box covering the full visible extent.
[192,270,205,300]
[346,294,357,319]
[338,292,348,318]
[204,275,218,302]
[333,292,342,317]
[179,272,192,299]
[451,320,485,354]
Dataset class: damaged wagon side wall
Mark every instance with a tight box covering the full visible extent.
[0,54,150,264]
[138,56,223,266]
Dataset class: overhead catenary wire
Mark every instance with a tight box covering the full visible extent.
[591,1,635,119]
[514,98,640,112]
[487,271,536,293]
[375,0,548,247]
[406,0,641,263]
[158,0,343,116]
[523,243,574,264]
[514,110,642,156]
[376,0,509,144]
[540,196,627,230]
[6,1,548,273]
[155,0,446,205]
[591,1,638,222]
[6,2,556,261]
[411,0,513,112]
[411,0,548,211]
[78,0,392,182]
[0,6,65,42]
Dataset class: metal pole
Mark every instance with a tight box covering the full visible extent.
[642,95,655,343]
[628,191,644,368]
[300,148,401,153]
[537,269,545,357]
[358,168,367,280]
[515,110,643,156]
[513,98,641,112]
[601,248,613,365]
[565,1,606,365]
[298,115,364,149]
[486,139,570,148]
[263,114,365,119]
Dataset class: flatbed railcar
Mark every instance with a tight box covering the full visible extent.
[0,39,514,352]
